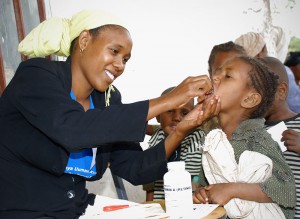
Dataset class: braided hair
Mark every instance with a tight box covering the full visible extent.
[237,56,279,118]
[208,41,246,74]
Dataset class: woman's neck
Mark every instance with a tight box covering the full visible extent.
[71,76,93,112]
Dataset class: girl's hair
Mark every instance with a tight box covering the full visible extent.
[69,24,127,54]
[237,56,279,118]
[208,41,246,74]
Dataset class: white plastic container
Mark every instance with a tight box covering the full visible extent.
[164,161,193,219]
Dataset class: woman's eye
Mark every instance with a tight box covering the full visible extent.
[225,74,231,79]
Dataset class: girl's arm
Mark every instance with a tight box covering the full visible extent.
[203,183,272,205]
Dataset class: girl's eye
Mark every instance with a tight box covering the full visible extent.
[225,74,231,79]
[122,58,129,64]
[110,48,118,54]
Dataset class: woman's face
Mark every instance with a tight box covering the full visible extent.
[80,27,132,92]
[212,58,252,113]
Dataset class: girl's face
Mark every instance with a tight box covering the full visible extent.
[212,58,252,113]
[158,100,194,135]
[210,51,241,78]
[80,28,132,92]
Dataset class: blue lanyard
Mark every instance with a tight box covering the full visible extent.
[70,90,94,109]
[64,90,96,178]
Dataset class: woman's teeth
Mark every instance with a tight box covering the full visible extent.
[105,70,115,80]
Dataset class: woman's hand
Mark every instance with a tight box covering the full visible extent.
[164,94,220,158]
[175,95,220,137]
[164,75,213,109]
[148,75,213,121]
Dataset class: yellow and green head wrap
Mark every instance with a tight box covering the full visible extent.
[18,10,123,57]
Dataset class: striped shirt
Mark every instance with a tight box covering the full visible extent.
[146,128,205,200]
[265,114,300,219]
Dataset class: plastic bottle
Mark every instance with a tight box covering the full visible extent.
[164,161,193,219]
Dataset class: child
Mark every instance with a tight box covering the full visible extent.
[193,56,296,219]
[143,87,206,201]
[208,41,247,77]
[263,56,300,219]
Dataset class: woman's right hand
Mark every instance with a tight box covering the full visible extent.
[148,75,213,121]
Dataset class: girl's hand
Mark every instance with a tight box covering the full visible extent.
[193,185,209,204]
[282,129,300,154]
[205,183,234,206]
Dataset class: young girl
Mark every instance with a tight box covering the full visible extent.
[193,56,296,218]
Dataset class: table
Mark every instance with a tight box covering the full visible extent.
[141,200,226,219]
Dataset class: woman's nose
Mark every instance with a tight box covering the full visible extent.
[113,58,125,73]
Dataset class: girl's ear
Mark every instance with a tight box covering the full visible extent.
[78,30,90,51]
[241,92,261,109]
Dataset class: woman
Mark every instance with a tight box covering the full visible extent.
[0,10,219,219]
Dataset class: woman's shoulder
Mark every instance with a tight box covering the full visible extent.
[18,58,66,73]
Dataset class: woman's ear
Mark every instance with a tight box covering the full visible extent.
[78,30,90,51]
[241,92,261,109]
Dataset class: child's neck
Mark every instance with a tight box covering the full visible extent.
[218,113,246,140]
[265,104,297,122]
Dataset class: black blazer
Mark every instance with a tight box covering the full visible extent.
[0,58,167,219]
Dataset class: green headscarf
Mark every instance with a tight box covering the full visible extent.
[18,10,123,57]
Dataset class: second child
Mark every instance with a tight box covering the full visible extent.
[143,87,206,201]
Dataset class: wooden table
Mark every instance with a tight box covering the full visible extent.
[202,206,226,219]
[141,200,226,219]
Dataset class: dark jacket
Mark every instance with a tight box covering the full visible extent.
[0,58,168,219]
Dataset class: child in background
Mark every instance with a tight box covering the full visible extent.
[199,41,248,134]
[263,56,300,219]
[208,41,247,77]
[143,87,206,201]
[193,56,296,218]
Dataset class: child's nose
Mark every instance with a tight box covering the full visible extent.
[212,73,221,82]
[172,111,182,122]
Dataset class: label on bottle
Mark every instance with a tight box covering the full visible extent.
[164,181,193,218]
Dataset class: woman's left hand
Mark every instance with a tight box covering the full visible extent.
[175,95,220,136]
